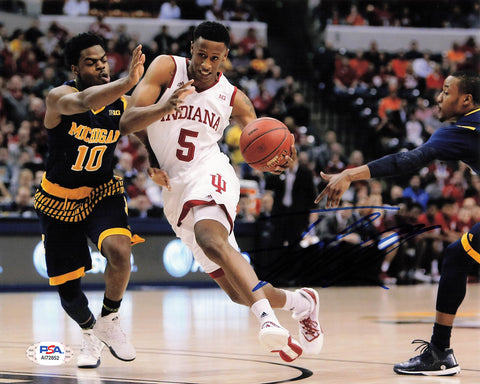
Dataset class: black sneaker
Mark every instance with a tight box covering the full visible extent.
[393,339,460,376]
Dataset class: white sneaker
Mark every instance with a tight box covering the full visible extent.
[78,329,103,368]
[259,322,303,362]
[292,288,324,354]
[413,269,432,283]
[93,312,136,361]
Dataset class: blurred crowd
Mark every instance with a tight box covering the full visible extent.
[0,0,480,285]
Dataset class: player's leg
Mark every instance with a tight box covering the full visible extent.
[87,195,136,362]
[38,212,103,368]
[192,205,302,361]
[215,275,324,354]
[394,223,480,376]
[58,278,104,368]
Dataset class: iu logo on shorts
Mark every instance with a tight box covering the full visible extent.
[211,173,226,193]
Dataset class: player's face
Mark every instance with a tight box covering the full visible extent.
[436,75,465,122]
[73,45,110,89]
[189,37,228,90]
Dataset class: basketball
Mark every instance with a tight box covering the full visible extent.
[239,117,293,172]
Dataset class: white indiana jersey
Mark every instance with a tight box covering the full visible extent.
[147,55,237,179]
[147,55,240,234]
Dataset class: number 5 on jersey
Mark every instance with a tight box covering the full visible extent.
[177,128,198,162]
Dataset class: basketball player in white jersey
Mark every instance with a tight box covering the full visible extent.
[120,21,323,361]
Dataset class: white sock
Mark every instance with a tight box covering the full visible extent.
[251,298,280,327]
[280,289,310,315]
[381,261,390,273]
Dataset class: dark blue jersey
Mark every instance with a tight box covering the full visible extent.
[44,80,126,188]
[368,108,480,178]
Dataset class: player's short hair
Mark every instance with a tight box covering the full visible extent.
[64,32,106,68]
[452,71,480,104]
[193,21,230,48]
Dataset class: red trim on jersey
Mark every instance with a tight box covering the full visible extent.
[208,268,225,279]
[195,71,224,93]
[230,86,238,107]
[167,55,177,88]
[177,199,234,233]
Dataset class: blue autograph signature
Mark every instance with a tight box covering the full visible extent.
[252,205,440,291]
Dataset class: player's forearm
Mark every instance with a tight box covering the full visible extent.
[81,77,136,111]
[343,164,371,182]
[120,104,171,135]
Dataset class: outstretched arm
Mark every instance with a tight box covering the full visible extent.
[120,55,194,135]
[44,45,144,128]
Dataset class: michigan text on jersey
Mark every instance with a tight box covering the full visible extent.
[68,122,121,144]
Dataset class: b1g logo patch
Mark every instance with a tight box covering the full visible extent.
[26,341,73,366]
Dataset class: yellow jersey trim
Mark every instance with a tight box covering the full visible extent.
[41,173,93,200]
[98,227,131,252]
[49,266,85,286]
[465,107,480,116]
[461,232,480,264]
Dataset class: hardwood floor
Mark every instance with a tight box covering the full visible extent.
[1,284,480,383]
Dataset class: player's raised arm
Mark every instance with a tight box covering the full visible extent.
[120,55,194,135]
[315,165,371,207]
[46,45,144,125]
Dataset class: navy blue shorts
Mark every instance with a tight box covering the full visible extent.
[38,194,131,285]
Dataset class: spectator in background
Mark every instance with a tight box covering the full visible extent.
[63,0,89,16]
[226,0,256,21]
[405,40,423,60]
[333,54,358,96]
[413,199,445,283]
[37,28,60,57]
[286,92,311,128]
[158,0,181,19]
[349,50,370,79]
[236,193,256,222]
[32,66,58,98]
[425,63,446,100]
[239,27,258,55]
[24,18,44,45]
[18,49,41,80]
[115,151,138,190]
[376,82,406,152]
[391,50,409,80]
[412,51,435,91]
[403,175,429,211]
[205,0,226,20]
[2,184,35,217]
[3,75,30,131]
[195,0,223,19]
[265,154,317,248]
[404,109,426,149]
[345,4,366,26]
[153,25,175,55]
[89,15,113,40]
[442,170,466,205]
[446,41,466,67]
[314,129,338,174]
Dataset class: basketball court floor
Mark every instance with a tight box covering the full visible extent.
[1,284,480,383]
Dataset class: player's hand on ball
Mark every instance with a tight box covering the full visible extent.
[271,134,297,175]
[148,167,171,191]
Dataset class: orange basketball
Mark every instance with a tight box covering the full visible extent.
[239,117,293,172]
